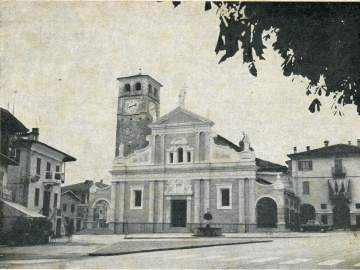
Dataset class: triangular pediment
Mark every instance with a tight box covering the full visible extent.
[151,107,214,126]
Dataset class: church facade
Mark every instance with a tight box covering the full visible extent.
[109,74,299,233]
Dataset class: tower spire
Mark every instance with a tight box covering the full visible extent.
[178,84,187,108]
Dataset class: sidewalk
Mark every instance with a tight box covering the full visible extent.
[0,235,125,261]
[89,238,272,256]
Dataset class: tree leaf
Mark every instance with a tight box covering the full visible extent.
[172,1,181,8]
[308,98,322,113]
[204,1,212,11]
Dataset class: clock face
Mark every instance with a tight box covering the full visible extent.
[124,99,140,114]
[149,102,157,120]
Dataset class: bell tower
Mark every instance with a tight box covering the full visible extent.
[115,74,162,157]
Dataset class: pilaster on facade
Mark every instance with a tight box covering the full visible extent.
[148,181,155,222]
[186,196,192,224]
[238,179,245,224]
[157,181,164,223]
[248,178,256,224]
[195,132,200,163]
[161,135,165,165]
[203,179,210,214]
[193,180,200,223]
[118,182,125,222]
[165,196,171,223]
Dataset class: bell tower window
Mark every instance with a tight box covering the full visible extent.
[135,82,141,91]
[177,148,183,163]
[124,84,131,93]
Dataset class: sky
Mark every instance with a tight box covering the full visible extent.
[1,1,360,185]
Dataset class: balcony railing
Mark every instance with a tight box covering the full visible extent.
[332,166,346,178]
[45,171,53,179]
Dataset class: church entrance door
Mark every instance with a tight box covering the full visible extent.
[171,200,187,227]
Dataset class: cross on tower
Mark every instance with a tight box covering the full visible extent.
[138,67,142,75]
[178,84,187,108]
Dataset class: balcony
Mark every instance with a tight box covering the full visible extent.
[332,166,346,178]
[54,172,64,183]
[45,171,53,180]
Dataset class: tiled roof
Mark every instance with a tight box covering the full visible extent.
[213,135,242,152]
[287,144,360,159]
[256,158,288,172]
[62,180,109,194]
[213,135,287,172]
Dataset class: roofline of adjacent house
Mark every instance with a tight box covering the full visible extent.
[61,189,81,201]
[0,107,28,133]
[0,153,18,166]
[287,143,360,159]
[17,139,76,162]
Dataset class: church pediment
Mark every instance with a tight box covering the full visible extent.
[150,107,214,127]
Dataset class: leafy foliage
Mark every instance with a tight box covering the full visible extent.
[172,2,360,115]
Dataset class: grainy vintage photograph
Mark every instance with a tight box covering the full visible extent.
[1,1,360,269]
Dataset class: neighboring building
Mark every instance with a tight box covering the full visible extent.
[61,189,81,232]
[109,74,296,234]
[288,141,360,229]
[7,128,76,235]
[61,180,110,231]
[0,108,28,200]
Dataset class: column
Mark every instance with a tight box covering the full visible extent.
[238,180,245,232]
[157,181,164,223]
[194,181,200,224]
[148,181,155,223]
[186,196,192,225]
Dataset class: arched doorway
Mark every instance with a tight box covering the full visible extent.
[333,202,350,229]
[256,197,278,228]
[299,204,316,224]
[92,199,111,229]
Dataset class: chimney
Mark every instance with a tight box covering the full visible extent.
[293,147,297,153]
[348,141,352,145]
[357,139,360,147]
[29,128,39,141]
[306,146,310,151]
[324,140,329,147]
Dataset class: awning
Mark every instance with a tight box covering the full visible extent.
[1,199,45,218]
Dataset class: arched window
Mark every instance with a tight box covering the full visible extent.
[199,132,206,161]
[177,147,183,163]
[124,84,131,92]
[148,84,153,94]
[135,82,141,91]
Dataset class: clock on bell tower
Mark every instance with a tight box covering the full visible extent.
[115,74,162,157]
